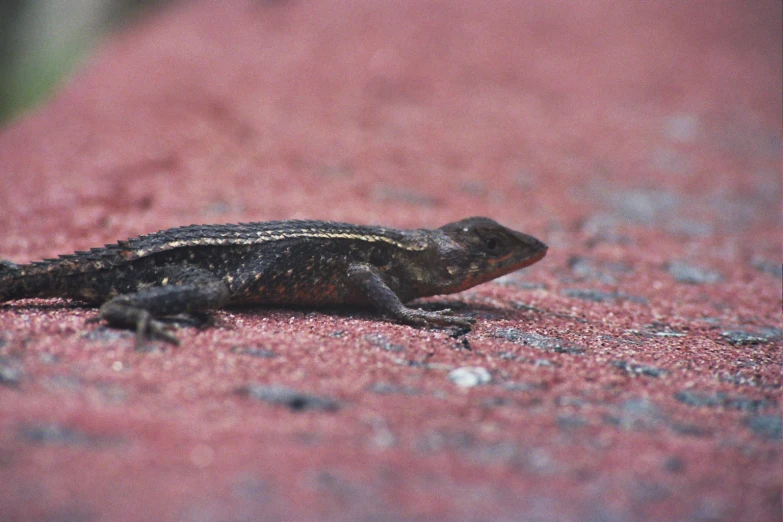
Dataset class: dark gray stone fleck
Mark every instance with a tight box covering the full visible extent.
[459,180,487,196]
[39,352,59,364]
[568,256,616,284]
[718,372,760,387]
[556,396,588,408]
[237,385,340,412]
[579,214,631,245]
[365,333,405,353]
[494,328,585,355]
[567,255,634,285]
[663,456,685,473]
[416,430,475,454]
[20,423,124,447]
[666,261,723,284]
[744,415,782,440]
[498,351,558,368]
[611,189,679,225]
[231,476,272,505]
[480,396,510,408]
[94,382,130,404]
[21,424,90,445]
[604,398,666,431]
[720,327,782,346]
[497,278,548,290]
[670,422,714,437]
[230,346,278,358]
[562,288,648,304]
[502,381,548,392]
[723,397,779,413]
[625,322,686,339]
[674,391,723,407]
[557,415,587,431]
[452,336,472,351]
[666,219,714,237]
[751,258,782,278]
[674,390,777,412]
[621,398,662,417]
[498,351,532,362]
[599,334,643,346]
[0,360,21,387]
[629,480,671,502]
[610,360,667,378]
[368,382,422,396]
[399,360,433,368]
[469,440,521,466]
[310,470,371,511]
[42,374,82,392]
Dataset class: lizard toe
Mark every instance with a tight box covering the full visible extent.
[145,319,181,346]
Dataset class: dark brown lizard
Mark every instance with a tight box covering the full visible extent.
[0,217,547,344]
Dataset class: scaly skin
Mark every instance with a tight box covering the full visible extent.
[1,217,547,344]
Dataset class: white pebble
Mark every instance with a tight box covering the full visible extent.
[448,366,491,388]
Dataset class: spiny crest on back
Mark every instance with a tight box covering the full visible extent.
[9,220,415,277]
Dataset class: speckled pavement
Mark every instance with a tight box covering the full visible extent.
[0,2,780,521]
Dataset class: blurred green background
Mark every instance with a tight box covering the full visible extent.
[0,0,167,125]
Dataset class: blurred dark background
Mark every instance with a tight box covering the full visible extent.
[0,0,168,124]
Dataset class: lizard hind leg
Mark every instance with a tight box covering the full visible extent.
[97,266,230,346]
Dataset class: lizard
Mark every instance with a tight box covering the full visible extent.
[0,217,547,345]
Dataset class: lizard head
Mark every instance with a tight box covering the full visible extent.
[432,216,547,294]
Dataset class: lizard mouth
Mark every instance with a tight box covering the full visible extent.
[440,244,548,295]
[515,246,547,268]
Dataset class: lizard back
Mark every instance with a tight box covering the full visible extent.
[0,220,429,303]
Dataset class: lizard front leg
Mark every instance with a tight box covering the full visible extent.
[97,266,230,345]
[346,263,475,328]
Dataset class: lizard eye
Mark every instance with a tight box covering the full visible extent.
[482,235,503,254]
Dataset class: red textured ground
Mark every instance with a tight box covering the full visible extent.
[1,2,781,521]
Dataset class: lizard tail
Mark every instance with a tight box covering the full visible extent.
[0,260,21,274]
[0,260,34,302]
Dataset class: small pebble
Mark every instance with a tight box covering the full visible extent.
[448,366,491,387]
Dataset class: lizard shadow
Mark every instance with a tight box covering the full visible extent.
[2,300,549,338]
[2,300,214,330]
[419,299,547,321]
[1,300,87,311]
[225,299,544,324]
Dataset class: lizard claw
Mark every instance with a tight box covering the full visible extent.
[98,301,182,347]
[430,308,476,326]
[87,312,180,346]
[148,320,181,346]
[435,311,476,328]
[136,314,181,347]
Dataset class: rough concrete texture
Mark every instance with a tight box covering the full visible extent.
[0,1,781,521]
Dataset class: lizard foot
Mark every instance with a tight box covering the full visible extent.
[87,312,181,346]
[137,314,181,347]
[97,301,182,347]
